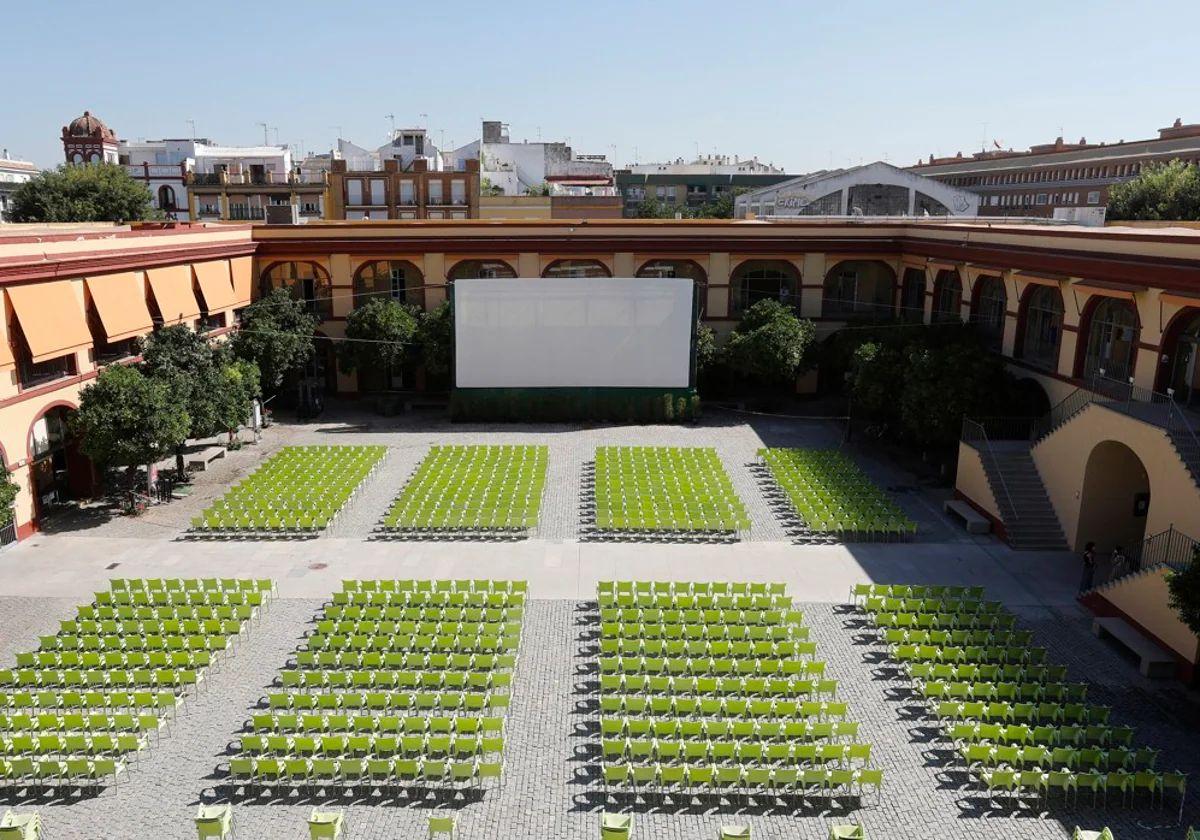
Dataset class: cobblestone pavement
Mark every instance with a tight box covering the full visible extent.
[37,410,959,545]
[3,593,1197,839]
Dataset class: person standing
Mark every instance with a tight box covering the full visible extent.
[1079,542,1097,593]
[1109,544,1127,581]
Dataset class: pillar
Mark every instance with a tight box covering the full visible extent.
[922,267,935,324]
[1058,280,1083,379]
[613,252,635,277]
[517,252,540,278]
[799,253,825,318]
[707,253,730,319]
[329,254,353,318]
[1133,290,1161,392]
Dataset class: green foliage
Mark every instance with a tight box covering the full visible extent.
[212,354,261,435]
[632,188,746,220]
[724,300,815,383]
[414,301,453,379]
[1167,547,1200,636]
[849,341,905,419]
[1107,159,1200,221]
[634,199,684,219]
[232,287,318,393]
[0,468,18,524]
[694,323,718,373]
[74,364,188,470]
[662,393,675,420]
[9,163,158,223]
[141,325,223,439]
[900,344,1011,447]
[338,298,418,378]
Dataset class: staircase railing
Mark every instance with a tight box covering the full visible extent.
[1032,386,1096,440]
[1166,399,1200,460]
[962,417,1018,521]
[1103,526,1200,590]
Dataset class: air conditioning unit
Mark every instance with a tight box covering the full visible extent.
[265,204,300,225]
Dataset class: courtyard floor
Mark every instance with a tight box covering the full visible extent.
[0,411,1194,839]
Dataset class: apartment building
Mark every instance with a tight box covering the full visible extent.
[616,154,790,217]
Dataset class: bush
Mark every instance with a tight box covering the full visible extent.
[724,300,815,384]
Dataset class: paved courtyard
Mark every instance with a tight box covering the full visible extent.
[0,413,1196,839]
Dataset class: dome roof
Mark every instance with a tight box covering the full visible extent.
[66,110,114,139]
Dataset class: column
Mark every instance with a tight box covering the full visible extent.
[799,253,825,318]
[613,252,635,277]
[423,253,446,311]
[1057,281,1083,379]
[517,252,540,278]
[707,252,730,319]
[329,254,353,318]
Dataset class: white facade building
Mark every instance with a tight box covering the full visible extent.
[624,154,784,177]
[0,151,38,222]
[478,121,614,197]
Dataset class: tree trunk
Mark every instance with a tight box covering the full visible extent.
[175,444,185,477]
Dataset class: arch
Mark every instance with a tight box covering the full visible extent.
[636,259,708,316]
[821,259,896,319]
[157,185,176,211]
[1075,296,1139,383]
[899,267,926,323]
[931,269,963,323]
[730,260,800,316]
[446,259,517,282]
[1014,284,1064,372]
[25,402,93,523]
[541,259,610,278]
[260,261,333,320]
[353,259,425,309]
[970,274,1007,352]
[1155,306,1200,405]
[1010,377,1053,417]
[1077,440,1150,553]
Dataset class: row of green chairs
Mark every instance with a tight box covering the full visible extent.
[227,755,502,791]
[600,582,787,597]
[238,732,503,761]
[601,762,883,803]
[601,737,871,766]
[850,583,983,604]
[0,756,126,792]
[330,590,525,608]
[341,579,525,594]
[109,578,274,594]
[980,767,1186,811]
[600,714,854,738]
[249,712,504,735]
[960,742,1157,772]
[261,690,503,712]
[598,696,850,720]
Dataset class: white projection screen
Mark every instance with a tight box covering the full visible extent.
[454,277,695,388]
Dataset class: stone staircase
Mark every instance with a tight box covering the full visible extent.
[975,442,1069,551]
[1165,423,1200,489]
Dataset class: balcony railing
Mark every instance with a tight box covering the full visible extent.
[227,206,265,221]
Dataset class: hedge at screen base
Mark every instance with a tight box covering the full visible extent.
[451,388,700,423]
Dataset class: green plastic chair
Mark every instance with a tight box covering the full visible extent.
[0,812,40,840]
[718,825,750,840]
[600,812,633,839]
[829,825,865,840]
[194,804,232,839]
[308,809,343,840]
[428,814,455,839]
[1071,829,1113,840]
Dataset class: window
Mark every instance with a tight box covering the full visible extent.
[731,260,799,314]
[971,275,1006,352]
[448,260,517,281]
[1019,285,1064,371]
[195,311,227,333]
[19,352,76,390]
[931,270,963,323]
[1035,194,1048,205]
[1081,298,1139,383]
[354,260,423,308]
[369,179,385,205]
[399,181,414,204]
[542,259,609,279]
[157,185,176,210]
[260,261,333,320]
[428,181,443,204]
[451,179,466,204]
[1087,191,1101,205]
[346,180,363,205]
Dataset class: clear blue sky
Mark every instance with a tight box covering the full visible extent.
[7,0,1199,171]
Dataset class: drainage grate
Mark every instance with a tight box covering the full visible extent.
[104,562,120,570]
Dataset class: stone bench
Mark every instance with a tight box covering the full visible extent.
[1092,616,1176,679]
[185,446,226,472]
[943,499,990,534]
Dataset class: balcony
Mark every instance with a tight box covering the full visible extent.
[227,205,265,221]
[190,173,222,186]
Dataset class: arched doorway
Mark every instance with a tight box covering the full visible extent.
[1015,285,1064,372]
[971,275,1007,352]
[931,269,963,323]
[354,260,425,309]
[27,405,93,524]
[899,267,926,323]
[260,261,333,320]
[1077,440,1150,553]
[1157,307,1200,407]
[157,185,176,212]
[542,259,610,278]
[822,260,896,319]
[1077,297,1139,384]
[730,260,799,315]
[636,260,708,316]
[446,260,517,281]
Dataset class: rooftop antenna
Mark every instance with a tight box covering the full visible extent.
[331,126,343,145]
[439,128,446,150]
[258,122,269,145]
[271,126,280,146]
[536,126,542,142]
[694,140,700,160]
[419,113,428,129]
[186,119,196,141]
[385,113,395,138]
[633,145,638,164]
[981,122,988,152]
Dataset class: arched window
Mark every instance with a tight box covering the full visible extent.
[157,185,176,211]
[636,260,708,315]
[822,260,896,319]
[260,261,333,320]
[1158,308,1200,406]
[730,260,799,315]
[1079,297,1139,383]
[931,269,963,323]
[971,275,1007,351]
[354,260,424,309]
[446,260,517,282]
[541,259,610,278]
[1017,285,1064,372]
[899,268,926,323]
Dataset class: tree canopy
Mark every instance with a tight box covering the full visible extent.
[1167,547,1200,636]
[231,288,318,393]
[413,301,454,380]
[338,299,418,379]
[73,364,188,472]
[8,163,158,223]
[1106,159,1200,221]
[724,299,815,383]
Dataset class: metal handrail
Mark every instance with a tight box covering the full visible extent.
[962,417,1018,521]
[1167,399,1200,457]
